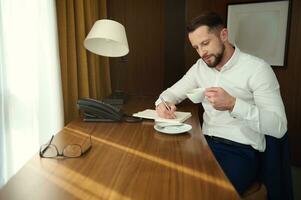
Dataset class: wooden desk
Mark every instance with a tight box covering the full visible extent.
[0,96,240,200]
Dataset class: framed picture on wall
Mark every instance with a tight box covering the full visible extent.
[227,1,290,67]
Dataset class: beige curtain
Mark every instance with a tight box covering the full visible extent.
[56,0,111,124]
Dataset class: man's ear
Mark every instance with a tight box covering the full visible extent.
[220,28,228,42]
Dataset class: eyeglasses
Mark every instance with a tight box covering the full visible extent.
[39,134,92,158]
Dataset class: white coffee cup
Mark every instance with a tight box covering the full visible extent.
[186,88,206,103]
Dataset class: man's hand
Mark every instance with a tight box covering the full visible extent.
[156,102,177,119]
[204,87,236,111]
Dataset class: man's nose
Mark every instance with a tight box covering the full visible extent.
[198,48,207,58]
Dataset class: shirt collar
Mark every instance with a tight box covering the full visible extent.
[221,46,240,71]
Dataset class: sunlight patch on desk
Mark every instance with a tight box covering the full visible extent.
[65,127,235,192]
[28,160,131,200]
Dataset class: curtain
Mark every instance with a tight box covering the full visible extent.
[0,0,64,187]
[56,0,111,124]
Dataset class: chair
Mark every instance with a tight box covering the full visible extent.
[242,182,267,200]
[258,133,294,200]
[242,133,293,200]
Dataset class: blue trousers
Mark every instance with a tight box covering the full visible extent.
[206,136,259,196]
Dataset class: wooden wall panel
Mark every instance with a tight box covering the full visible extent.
[273,0,301,167]
[108,0,165,96]
[164,0,186,88]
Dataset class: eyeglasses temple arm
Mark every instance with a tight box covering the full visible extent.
[40,135,55,155]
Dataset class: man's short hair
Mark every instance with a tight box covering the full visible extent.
[186,11,225,34]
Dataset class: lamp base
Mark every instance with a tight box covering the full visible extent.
[103,90,127,105]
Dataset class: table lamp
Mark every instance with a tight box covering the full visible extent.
[84,19,129,105]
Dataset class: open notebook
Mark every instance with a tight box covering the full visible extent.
[132,109,191,123]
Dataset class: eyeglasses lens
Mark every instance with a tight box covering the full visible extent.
[63,144,82,157]
[41,144,58,158]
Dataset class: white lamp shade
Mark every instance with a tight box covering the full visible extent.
[84,19,129,57]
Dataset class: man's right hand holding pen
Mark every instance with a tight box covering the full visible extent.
[156,97,177,119]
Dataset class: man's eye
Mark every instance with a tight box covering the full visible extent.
[202,41,209,46]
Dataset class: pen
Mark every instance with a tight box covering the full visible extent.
[160,96,171,111]
[160,97,176,118]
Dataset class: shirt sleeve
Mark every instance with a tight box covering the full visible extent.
[155,63,200,106]
[230,64,287,138]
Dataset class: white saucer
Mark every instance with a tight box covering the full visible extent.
[154,123,192,134]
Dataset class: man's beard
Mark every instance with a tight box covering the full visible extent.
[203,43,225,68]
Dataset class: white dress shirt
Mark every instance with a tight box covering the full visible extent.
[155,47,287,151]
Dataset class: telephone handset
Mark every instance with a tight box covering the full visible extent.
[77,98,142,122]
[77,98,123,122]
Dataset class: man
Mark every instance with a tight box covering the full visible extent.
[155,11,287,195]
